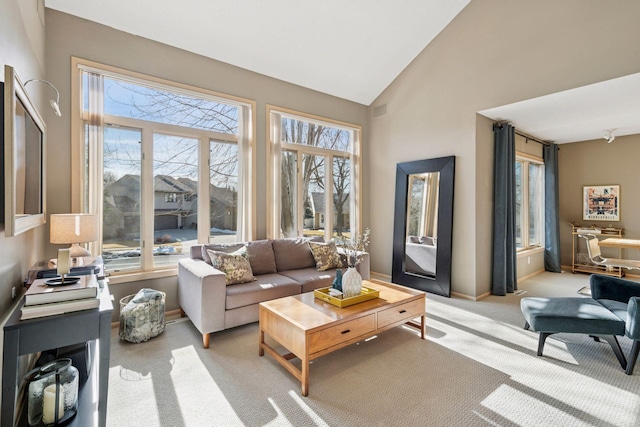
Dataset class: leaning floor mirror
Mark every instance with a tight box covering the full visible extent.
[392,156,455,297]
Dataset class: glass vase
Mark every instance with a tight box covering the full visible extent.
[342,267,362,298]
[332,269,343,292]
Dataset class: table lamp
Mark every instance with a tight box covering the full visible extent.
[50,214,99,258]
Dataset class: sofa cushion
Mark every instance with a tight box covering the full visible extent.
[206,248,256,285]
[272,238,316,271]
[225,273,301,310]
[596,299,628,323]
[246,240,277,275]
[420,236,436,246]
[309,241,342,271]
[520,297,626,336]
[279,268,337,293]
[201,242,246,264]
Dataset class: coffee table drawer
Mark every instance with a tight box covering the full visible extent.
[309,314,375,353]
[377,299,424,329]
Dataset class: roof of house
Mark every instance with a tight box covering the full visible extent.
[310,192,349,214]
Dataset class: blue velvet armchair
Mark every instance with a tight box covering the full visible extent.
[590,274,640,375]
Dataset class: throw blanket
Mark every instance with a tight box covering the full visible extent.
[119,288,166,343]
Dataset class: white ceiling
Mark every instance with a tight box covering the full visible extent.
[45,0,471,106]
[479,73,640,144]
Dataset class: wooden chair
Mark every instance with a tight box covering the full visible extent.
[579,234,640,271]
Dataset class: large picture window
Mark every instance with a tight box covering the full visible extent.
[72,59,254,276]
[267,107,361,241]
[515,154,544,251]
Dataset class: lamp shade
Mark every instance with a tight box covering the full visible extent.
[50,214,98,245]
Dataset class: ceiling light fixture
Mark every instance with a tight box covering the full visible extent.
[604,130,616,143]
[24,79,62,117]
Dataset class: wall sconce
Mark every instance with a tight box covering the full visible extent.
[24,79,62,117]
[50,214,99,258]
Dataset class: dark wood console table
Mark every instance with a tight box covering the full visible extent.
[2,280,113,427]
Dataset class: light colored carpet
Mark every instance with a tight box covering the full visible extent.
[107,271,640,427]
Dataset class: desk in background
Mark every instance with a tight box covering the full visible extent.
[599,238,640,250]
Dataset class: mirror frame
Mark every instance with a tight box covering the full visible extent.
[392,156,455,297]
[3,65,47,237]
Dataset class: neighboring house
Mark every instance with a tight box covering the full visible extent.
[104,174,237,239]
[308,192,350,232]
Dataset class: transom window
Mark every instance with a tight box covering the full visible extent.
[72,59,254,276]
[515,153,544,251]
[267,107,362,241]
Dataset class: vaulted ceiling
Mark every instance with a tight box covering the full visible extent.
[45,0,639,143]
[45,0,470,106]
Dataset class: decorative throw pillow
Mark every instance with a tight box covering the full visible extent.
[272,238,317,271]
[206,248,256,285]
[201,243,246,265]
[309,241,343,271]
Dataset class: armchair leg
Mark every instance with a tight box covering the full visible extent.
[203,333,210,349]
[599,335,627,370]
[537,332,552,356]
[626,341,639,375]
[524,321,530,330]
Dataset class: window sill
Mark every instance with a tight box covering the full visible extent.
[517,246,544,258]
[107,268,177,284]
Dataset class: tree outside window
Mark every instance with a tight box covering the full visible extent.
[270,109,360,241]
[78,63,252,274]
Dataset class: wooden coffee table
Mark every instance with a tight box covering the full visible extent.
[259,279,426,396]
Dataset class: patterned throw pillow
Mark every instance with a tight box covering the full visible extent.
[206,248,256,285]
[308,241,343,271]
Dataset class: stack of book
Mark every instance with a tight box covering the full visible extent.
[21,275,101,320]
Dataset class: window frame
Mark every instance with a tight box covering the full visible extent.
[266,105,362,241]
[515,151,544,252]
[70,57,256,279]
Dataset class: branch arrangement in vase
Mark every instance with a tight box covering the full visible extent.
[338,228,370,268]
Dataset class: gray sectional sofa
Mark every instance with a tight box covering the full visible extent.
[178,238,370,348]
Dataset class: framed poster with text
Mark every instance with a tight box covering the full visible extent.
[583,185,619,221]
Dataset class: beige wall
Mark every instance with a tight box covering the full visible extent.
[44,9,369,320]
[558,134,640,267]
[0,0,47,321]
[369,0,640,297]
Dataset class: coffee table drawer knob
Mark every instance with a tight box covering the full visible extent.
[399,309,407,314]
[341,329,351,334]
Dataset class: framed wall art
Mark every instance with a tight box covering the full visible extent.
[583,185,619,221]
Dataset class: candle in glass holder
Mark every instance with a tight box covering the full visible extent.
[57,248,70,280]
[42,384,64,425]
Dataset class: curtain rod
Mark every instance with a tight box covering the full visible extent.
[515,130,551,147]
[493,123,552,147]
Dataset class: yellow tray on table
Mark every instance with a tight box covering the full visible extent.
[313,286,379,308]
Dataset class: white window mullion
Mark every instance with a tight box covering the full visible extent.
[351,129,361,235]
[269,112,283,239]
[325,154,333,241]
[237,105,252,241]
[140,130,154,270]
[296,151,304,237]
[198,137,210,243]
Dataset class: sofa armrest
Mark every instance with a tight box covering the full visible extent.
[590,274,640,303]
[178,258,228,335]
[627,296,640,340]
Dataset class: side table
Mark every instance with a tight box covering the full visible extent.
[1,280,113,427]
